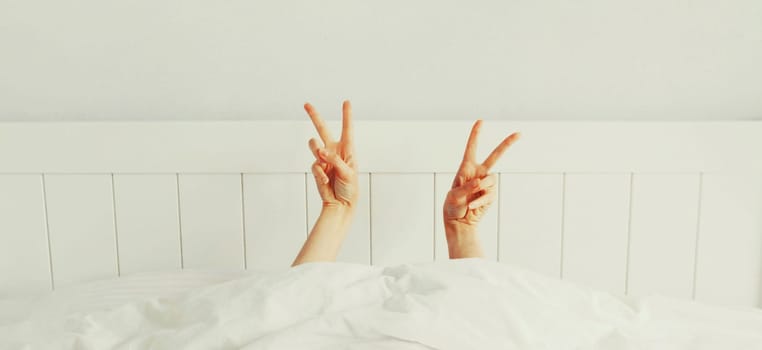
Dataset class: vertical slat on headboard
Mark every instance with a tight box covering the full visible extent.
[433,173,452,261]
[627,174,700,299]
[112,174,182,274]
[371,174,434,265]
[306,173,371,264]
[695,174,762,308]
[177,174,245,270]
[243,173,307,269]
[0,175,50,295]
[44,174,118,288]
[562,174,631,294]
[499,173,564,277]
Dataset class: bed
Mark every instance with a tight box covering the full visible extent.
[1,121,761,348]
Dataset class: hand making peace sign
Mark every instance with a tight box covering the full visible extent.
[444,120,520,228]
[304,100,359,210]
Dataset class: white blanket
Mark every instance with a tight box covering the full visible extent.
[2,259,761,349]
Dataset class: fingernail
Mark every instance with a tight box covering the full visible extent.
[323,177,329,184]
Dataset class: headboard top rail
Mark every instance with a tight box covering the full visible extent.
[1,121,760,173]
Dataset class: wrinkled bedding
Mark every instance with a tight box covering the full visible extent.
[0,269,249,325]
[2,259,761,349]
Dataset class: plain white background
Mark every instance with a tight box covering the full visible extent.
[1,0,761,121]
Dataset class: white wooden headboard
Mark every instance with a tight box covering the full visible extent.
[1,121,760,309]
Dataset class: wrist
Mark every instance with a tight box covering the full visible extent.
[320,204,354,223]
[444,220,483,259]
[444,219,477,238]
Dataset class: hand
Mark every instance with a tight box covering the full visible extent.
[292,100,358,266]
[304,100,359,211]
[444,120,520,231]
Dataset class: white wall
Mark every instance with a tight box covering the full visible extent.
[1,0,761,121]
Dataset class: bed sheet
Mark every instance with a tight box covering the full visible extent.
[1,259,761,349]
[0,269,249,325]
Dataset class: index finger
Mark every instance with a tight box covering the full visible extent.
[462,120,483,162]
[481,132,521,170]
[304,102,334,144]
[341,100,353,148]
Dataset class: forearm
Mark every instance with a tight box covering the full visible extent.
[444,221,484,259]
[292,206,354,266]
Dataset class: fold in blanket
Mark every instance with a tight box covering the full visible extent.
[2,259,762,349]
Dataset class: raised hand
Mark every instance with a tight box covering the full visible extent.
[305,100,359,211]
[293,100,359,266]
[443,120,520,258]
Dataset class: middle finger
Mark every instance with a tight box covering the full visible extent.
[481,132,521,171]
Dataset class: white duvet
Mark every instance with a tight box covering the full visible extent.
[2,259,761,349]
